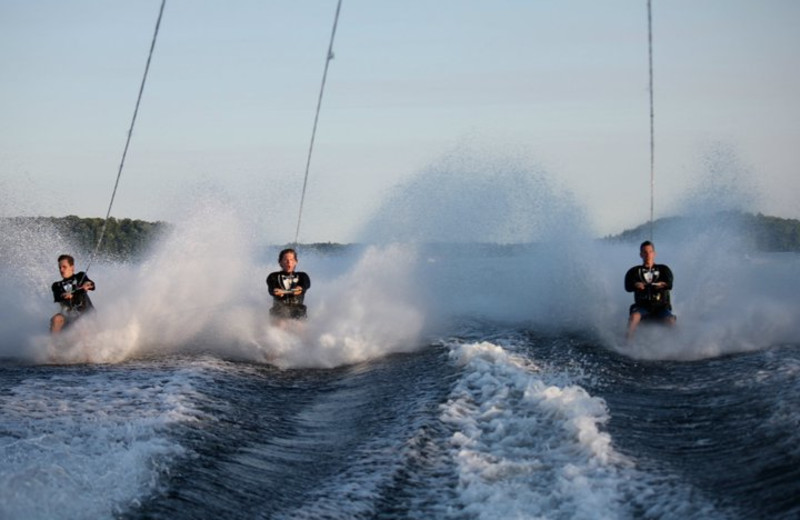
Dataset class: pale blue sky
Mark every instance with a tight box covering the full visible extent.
[2,1,798,243]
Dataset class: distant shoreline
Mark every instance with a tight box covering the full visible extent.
[3,211,799,257]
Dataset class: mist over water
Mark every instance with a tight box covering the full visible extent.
[356,151,601,331]
[1,147,798,366]
[678,142,760,218]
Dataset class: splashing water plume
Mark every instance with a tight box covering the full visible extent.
[3,194,428,367]
[607,145,800,359]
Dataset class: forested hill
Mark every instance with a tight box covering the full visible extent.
[3,216,170,260]
[607,212,800,252]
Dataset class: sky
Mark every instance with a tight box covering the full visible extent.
[1,0,798,243]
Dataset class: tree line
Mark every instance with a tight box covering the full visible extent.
[5,215,170,260]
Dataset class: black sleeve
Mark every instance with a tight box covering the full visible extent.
[266,272,276,293]
[298,272,310,291]
[52,281,64,303]
[659,265,673,290]
[624,267,639,293]
[76,272,95,292]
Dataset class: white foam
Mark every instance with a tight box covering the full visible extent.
[0,362,210,520]
[440,340,734,518]
[441,340,630,519]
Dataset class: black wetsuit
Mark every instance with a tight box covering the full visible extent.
[266,271,311,320]
[624,263,673,317]
[52,272,95,323]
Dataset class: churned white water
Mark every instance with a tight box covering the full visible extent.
[0,360,217,520]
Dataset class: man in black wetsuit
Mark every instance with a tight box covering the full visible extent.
[50,254,95,333]
[625,241,676,341]
[266,248,311,321]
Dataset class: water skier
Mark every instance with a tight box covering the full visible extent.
[266,248,311,321]
[50,254,95,334]
[625,241,676,341]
